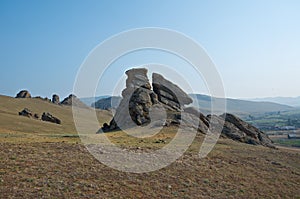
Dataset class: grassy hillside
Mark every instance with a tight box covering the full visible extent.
[0,95,112,141]
[0,94,299,198]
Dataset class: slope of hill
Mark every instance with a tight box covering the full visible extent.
[189,94,294,117]
[0,94,299,198]
[0,95,112,138]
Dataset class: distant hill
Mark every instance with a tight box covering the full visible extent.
[80,95,111,107]
[91,96,122,110]
[189,94,294,117]
[249,96,300,107]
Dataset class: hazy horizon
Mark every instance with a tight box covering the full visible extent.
[1,1,299,99]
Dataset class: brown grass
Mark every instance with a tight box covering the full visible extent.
[0,96,300,198]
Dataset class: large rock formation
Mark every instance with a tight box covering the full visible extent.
[102,68,158,132]
[100,68,274,148]
[60,94,87,108]
[15,90,31,98]
[102,68,196,132]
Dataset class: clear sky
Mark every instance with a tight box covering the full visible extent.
[0,0,299,99]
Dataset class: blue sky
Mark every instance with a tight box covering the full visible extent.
[0,0,299,98]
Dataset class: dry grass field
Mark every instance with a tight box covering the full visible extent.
[0,95,300,198]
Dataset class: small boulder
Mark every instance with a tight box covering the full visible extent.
[16,90,31,98]
[41,112,61,124]
[33,113,40,119]
[19,108,33,117]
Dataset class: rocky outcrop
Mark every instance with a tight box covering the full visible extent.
[52,94,60,104]
[99,68,274,148]
[15,90,31,98]
[101,68,158,132]
[41,112,61,124]
[206,113,274,147]
[221,113,274,147]
[60,94,87,108]
[101,68,198,132]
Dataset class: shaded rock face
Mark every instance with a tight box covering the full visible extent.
[221,113,274,147]
[129,87,156,125]
[16,90,31,98]
[207,113,274,148]
[60,94,87,108]
[99,68,274,148]
[152,73,193,111]
[101,68,158,132]
[41,112,61,124]
[52,94,60,104]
